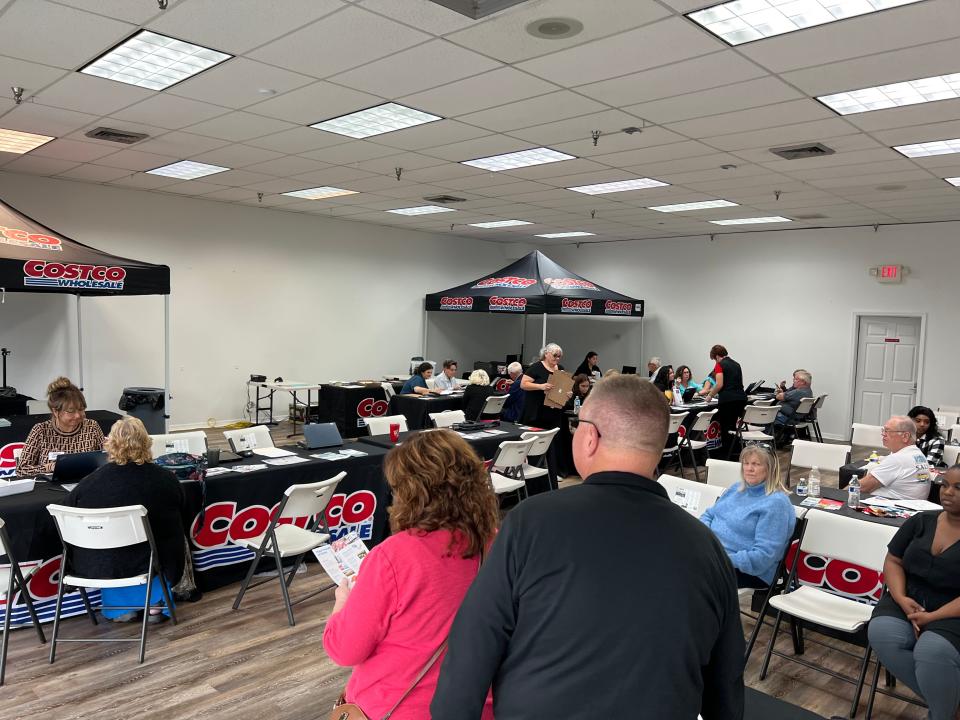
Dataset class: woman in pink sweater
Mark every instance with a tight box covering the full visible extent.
[323,430,498,719]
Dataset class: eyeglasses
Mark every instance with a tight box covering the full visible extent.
[881,428,908,436]
[743,440,774,452]
[570,417,601,437]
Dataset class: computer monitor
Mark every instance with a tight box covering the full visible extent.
[621,365,637,375]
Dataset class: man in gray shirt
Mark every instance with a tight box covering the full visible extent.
[433,359,459,391]
[774,369,813,425]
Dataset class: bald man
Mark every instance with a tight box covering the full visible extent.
[858,415,932,500]
[432,375,744,720]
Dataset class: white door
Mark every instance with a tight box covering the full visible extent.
[853,315,921,425]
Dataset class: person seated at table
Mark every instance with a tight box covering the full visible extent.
[501,362,525,423]
[868,465,960,720]
[323,430,497,720]
[603,368,620,379]
[433,359,459,392]
[565,374,592,411]
[675,365,701,397]
[698,371,717,397]
[16,376,105,477]
[401,362,435,396]
[463,369,498,420]
[699,443,796,588]
[647,356,662,378]
[859,416,932,500]
[773,369,813,426]
[64,416,185,622]
[908,405,945,468]
[575,352,601,379]
[652,365,675,402]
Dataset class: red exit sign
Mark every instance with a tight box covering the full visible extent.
[873,264,904,283]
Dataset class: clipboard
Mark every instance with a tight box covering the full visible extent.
[543,370,574,409]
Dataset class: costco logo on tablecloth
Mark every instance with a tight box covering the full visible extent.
[473,276,536,289]
[603,300,632,316]
[489,296,527,312]
[23,260,126,290]
[0,442,24,479]
[561,298,592,314]
[439,296,474,310]
[545,277,598,291]
[0,226,62,251]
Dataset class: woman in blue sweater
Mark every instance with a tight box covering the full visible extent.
[700,444,796,588]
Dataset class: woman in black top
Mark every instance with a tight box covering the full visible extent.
[868,466,960,720]
[462,369,497,420]
[703,344,747,458]
[65,416,186,622]
[574,352,601,379]
[520,343,571,429]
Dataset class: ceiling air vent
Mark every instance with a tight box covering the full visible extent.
[427,0,535,19]
[423,194,467,204]
[769,143,835,160]
[84,127,149,145]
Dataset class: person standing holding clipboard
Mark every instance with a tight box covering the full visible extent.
[520,343,572,491]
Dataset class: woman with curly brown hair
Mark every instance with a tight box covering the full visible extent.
[323,430,497,720]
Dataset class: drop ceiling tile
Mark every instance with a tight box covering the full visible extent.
[241,178,320,194]
[810,170,939,189]
[249,6,430,77]
[0,103,99,136]
[420,134,530,162]
[356,0,476,34]
[202,187,258,202]
[2,155,80,176]
[203,169,277,187]
[327,175,403,193]
[782,159,923,181]
[329,39,500,98]
[591,140,717,169]
[668,99,837,139]
[185,112,298,142]
[627,77,803,125]
[238,192,303,205]
[243,156,333,177]
[302,140,400,164]
[869,119,960,147]
[246,81,383,125]
[287,166,379,186]
[30,138,119,162]
[53,0,174,23]
[576,51,767,107]
[631,153,748,178]
[458,91,606,133]
[441,174,532,191]
[93,149,180,171]
[56,163,135,182]
[34,71,154,116]
[739,0,960,74]
[704,118,858,152]
[147,0,345,54]
[108,172,180,189]
[399,67,557,119]
[845,99,960,134]
[167,58,316,110]
[0,57,68,98]
[506,110,651,147]
[113,95,230,130]
[190,144,285,168]
[517,18,724,87]
[398,163,487,183]
[244,126,349,154]
[470,180,559,197]
[352,151,446,174]
[160,181,230,196]
[444,0,670,64]
[0,1,133,69]
[369,119,489,151]
[131,132,231,157]
[500,158,612,181]
[550,127,690,160]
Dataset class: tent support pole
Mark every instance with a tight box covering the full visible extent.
[164,295,171,433]
[76,295,84,391]
[541,313,547,349]
[639,316,644,370]
[521,314,527,363]
[422,305,428,360]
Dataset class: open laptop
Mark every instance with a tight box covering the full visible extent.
[621,365,637,375]
[682,387,699,403]
[298,422,343,450]
[52,451,108,484]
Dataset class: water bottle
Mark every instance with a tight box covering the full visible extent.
[809,466,821,499]
[848,475,861,508]
[796,476,808,496]
[573,396,581,415]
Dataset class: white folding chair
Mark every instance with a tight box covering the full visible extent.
[789,439,851,476]
[46,504,177,664]
[365,415,408,436]
[657,474,724,518]
[149,430,208,458]
[380,382,396,401]
[0,518,46,685]
[758,510,899,718]
[430,410,466,428]
[944,444,960,467]
[851,423,884,450]
[753,398,776,406]
[489,439,535,503]
[728,405,780,458]
[681,408,717,482]
[425,377,437,390]
[808,394,828,443]
[476,394,508,421]
[223,425,274,453]
[938,404,960,414]
[935,412,958,433]
[662,412,689,475]
[520,428,559,482]
[705,458,742,489]
[232,473,345,626]
[780,396,818,442]
[949,424,960,444]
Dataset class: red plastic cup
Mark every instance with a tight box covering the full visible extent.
[389,423,400,442]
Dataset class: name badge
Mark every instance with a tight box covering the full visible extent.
[48,451,65,461]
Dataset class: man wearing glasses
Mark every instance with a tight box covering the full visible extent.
[858,416,932,500]
[432,375,744,719]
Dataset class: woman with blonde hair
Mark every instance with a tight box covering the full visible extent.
[462,368,497,420]
[699,443,796,588]
[64,416,185,622]
[324,430,497,719]
[16,376,104,476]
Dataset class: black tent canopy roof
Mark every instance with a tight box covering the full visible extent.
[426,250,643,317]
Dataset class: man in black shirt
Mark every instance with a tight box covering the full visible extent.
[431,375,745,719]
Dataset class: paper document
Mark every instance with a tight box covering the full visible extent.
[252,447,295,458]
[482,429,507,435]
[543,370,574,409]
[338,448,368,457]
[162,438,191,454]
[232,464,268,473]
[204,467,234,477]
[340,384,364,389]
[311,532,370,586]
[60,483,78,492]
[263,456,310,466]
[800,497,843,510]
[670,488,700,512]
[863,497,941,511]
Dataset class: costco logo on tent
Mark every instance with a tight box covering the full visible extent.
[489,296,527,312]
[23,260,126,290]
[544,277,598,291]
[439,296,474,311]
[473,276,536,289]
[561,298,592,314]
[604,300,632,316]
[0,226,62,251]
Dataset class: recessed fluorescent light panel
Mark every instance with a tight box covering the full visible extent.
[893,138,960,157]
[709,216,792,225]
[687,0,925,46]
[387,205,456,215]
[311,103,442,138]
[81,30,231,90]
[535,231,596,238]
[818,73,960,115]
[146,160,230,180]
[462,147,575,171]
[0,127,55,154]
[649,199,738,212]
[468,220,533,228]
[567,178,669,195]
[946,177,960,187]
[282,186,358,200]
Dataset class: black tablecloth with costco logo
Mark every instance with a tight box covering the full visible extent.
[318,383,391,438]
[390,393,465,431]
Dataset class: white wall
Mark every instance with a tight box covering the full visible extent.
[539,222,960,440]
[0,172,511,429]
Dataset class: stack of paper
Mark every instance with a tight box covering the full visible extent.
[252,447,295,458]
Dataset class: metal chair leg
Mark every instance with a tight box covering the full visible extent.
[156,572,178,625]
[759,609,785,680]
[138,568,153,664]
[865,657,882,719]
[233,543,267,611]
[284,553,306,589]
[688,445,702,482]
[0,571,13,685]
[49,572,66,664]
[78,587,99,625]
[271,542,296,627]
[744,600,767,661]
[13,568,46,644]
[790,618,804,655]
[850,645,872,718]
